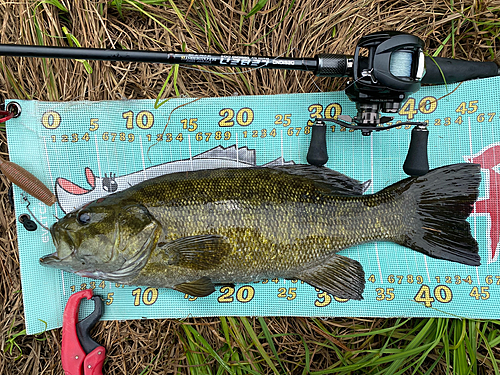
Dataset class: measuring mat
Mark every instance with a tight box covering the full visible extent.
[6,76,500,334]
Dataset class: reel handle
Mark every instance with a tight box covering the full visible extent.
[307,121,328,167]
[403,125,429,176]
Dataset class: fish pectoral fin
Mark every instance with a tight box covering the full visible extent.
[164,234,231,271]
[174,277,216,297]
[298,254,365,300]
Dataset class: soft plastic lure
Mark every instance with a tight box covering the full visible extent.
[0,158,56,206]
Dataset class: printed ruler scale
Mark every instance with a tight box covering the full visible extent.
[6,76,500,334]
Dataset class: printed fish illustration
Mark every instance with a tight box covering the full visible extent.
[55,145,293,213]
[465,143,500,263]
[41,163,481,300]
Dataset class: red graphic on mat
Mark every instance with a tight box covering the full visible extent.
[56,168,96,195]
[466,144,500,262]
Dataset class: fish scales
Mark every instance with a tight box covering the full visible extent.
[42,164,481,299]
[137,169,392,278]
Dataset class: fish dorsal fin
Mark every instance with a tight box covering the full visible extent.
[271,165,367,196]
[163,234,231,270]
[298,254,365,300]
[174,277,215,297]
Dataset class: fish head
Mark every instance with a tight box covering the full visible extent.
[41,199,161,281]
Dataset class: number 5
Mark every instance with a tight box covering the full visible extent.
[106,292,114,305]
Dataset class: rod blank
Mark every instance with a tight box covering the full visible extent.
[0,44,319,73]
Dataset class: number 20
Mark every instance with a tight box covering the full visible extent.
[219,108,254,127]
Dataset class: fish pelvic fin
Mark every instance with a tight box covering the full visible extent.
[391,163,481,266]
[298,254,365,300]
[174,277,215,297]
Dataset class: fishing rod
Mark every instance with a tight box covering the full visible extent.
[1,31,498,175]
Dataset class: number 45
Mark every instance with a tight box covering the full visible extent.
[456,101,479,115]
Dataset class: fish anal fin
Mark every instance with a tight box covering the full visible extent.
[164,234,231,270]
[174,277,215,297]
[298,254,365,300]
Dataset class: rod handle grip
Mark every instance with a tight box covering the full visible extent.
[315,54,351,77]
[422,57,499,84]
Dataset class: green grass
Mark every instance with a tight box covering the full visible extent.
[4,319,47,361]
[173,318,500,374]
[61,27,93,74]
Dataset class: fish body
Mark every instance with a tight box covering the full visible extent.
[41,164,481,299]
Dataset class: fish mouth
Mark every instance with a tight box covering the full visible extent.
[39,252,76,270]
[39,253,60,266]
[40,225,76,267]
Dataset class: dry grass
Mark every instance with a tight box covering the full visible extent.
[0,0,499,374]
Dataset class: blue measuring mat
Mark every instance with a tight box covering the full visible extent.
[6,76,500,334]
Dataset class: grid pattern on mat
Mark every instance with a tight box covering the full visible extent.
[6,76,500,333]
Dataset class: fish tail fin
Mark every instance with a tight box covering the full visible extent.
[391,163,481,266]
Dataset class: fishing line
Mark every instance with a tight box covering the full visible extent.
[22,193,50,231]
[146,97,203,164]
[70,49,304,170]
[423,81,463,110]
[4,31,496,181]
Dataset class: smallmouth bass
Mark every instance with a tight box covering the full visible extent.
[41,164,481,299]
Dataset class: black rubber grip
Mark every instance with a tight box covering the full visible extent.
[422,57,499,84]
[403,127,429,176]
[307,123,328,167]
[315,54,350,77]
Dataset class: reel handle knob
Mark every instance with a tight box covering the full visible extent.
[307,120,328,167]
[403,125,429,176]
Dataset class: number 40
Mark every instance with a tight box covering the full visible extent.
[399,97,437,120]
[414,285,452,307]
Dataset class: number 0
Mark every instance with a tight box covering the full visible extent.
[236,108,254,126]
[236,286,255,302]
[136,111,154,129]
[42,111,61,129]
[418,97,437,114]
[142,287,158,305]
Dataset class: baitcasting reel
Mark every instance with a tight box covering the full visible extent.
[1,31,498,176]
[307,31,429,175]
[344,31,425,131]
[306,31,498,175]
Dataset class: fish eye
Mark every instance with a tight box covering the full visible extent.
[77,212,91,225]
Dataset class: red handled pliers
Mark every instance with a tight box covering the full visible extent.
[62,289,106,375]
